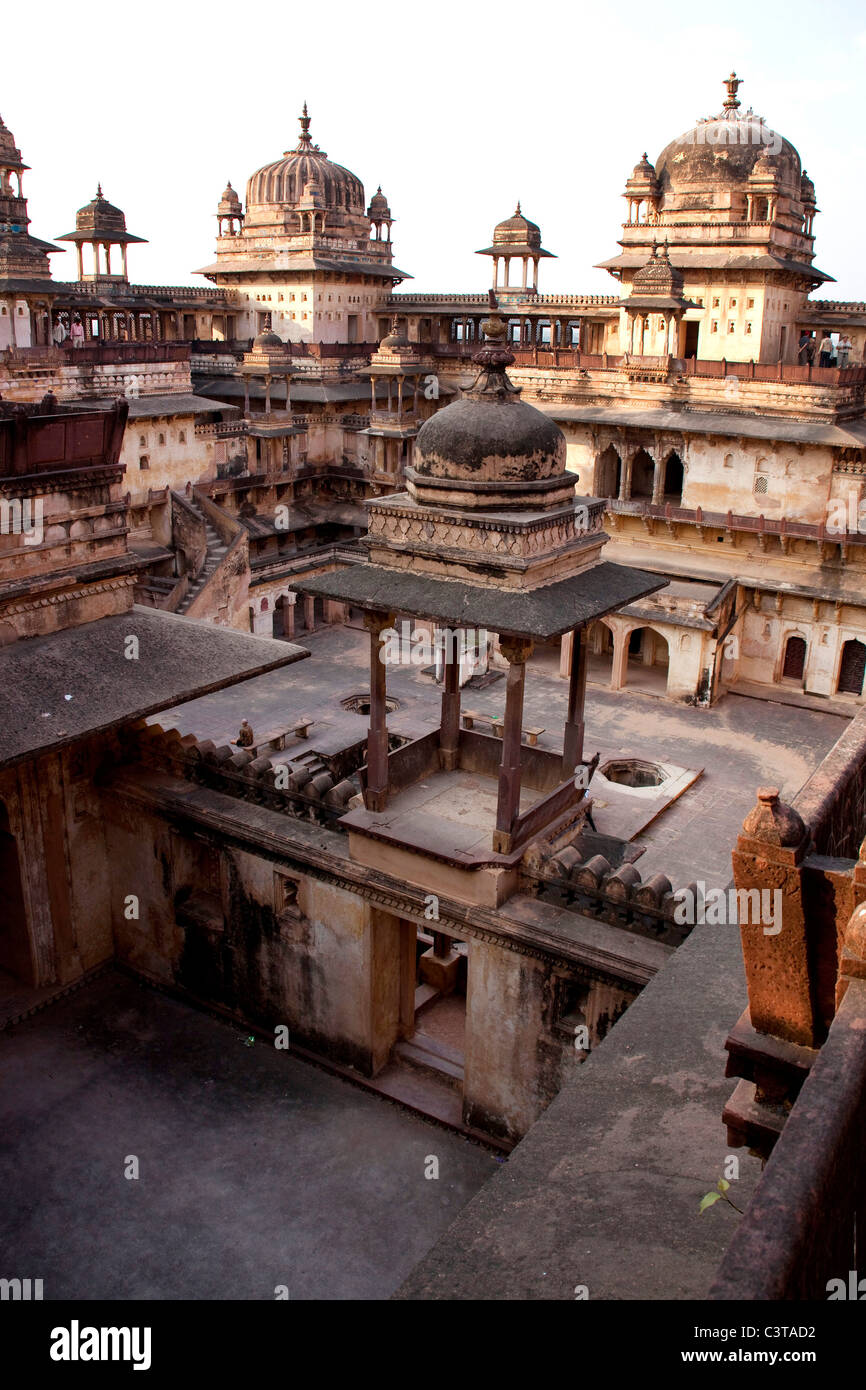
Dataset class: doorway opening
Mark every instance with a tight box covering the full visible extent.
[838,639,866,696]
[782,635,807,683]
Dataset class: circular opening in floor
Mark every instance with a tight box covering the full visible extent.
[341,692,401,716]
[599,758,667,788]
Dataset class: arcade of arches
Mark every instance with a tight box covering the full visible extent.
[589,442,685,506]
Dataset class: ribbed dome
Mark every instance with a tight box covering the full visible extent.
[246,104,365,213]
[253,330,284,349]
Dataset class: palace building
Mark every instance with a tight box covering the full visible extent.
[4,72,866,1303]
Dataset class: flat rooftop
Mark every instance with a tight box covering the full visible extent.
[0,607,308,770]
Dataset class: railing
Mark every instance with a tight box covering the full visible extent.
[61,282,237,304]
[606,496,866,545]
[0,342,191,368]
[505,345,866,383]
[194,420,250,439]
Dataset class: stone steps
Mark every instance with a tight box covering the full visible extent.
[393,1031,464,1090]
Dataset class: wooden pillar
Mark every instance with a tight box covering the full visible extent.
[364,610,395,812]
[439,628,461,772]
[562,626,588,776]
[493,637,533,854]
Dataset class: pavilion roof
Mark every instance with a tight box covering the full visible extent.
[291,560,666,640]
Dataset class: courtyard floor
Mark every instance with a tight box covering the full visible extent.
[0,971,498,1300]
[158,622,847,891]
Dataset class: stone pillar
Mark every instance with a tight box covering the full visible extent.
[439,628,461,772]
[285,592,296,638]
[76,244,84,280]
[562,626,588,777]
[493,637,533,854]
[364,610,395,813]
[611,629,628,690]
[304,595,315,632]
[621,455,632,502]
[652,456,664,504]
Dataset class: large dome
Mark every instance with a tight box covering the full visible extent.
[655,76,802,198]
[410,318,570,514]
[656,116,801,195]
[245,104,365,213]
[414,397,565,487]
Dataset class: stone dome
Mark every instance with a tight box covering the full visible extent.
[75,186,128,236]
[218,181,242,214]
[246,104,365,213]
[627,153,659,187]
[410,319,569,511]
[367,185,390,216]
[380,319,409,349]
[491,203,543,250]
[414,396,565,484]
[654,75,802,199]
[253,329,284,349]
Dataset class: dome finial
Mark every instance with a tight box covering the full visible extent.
[723,71,743,111]
[96,182,103,198]
[515,199,521,215]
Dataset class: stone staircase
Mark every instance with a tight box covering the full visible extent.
[175,512,229,615]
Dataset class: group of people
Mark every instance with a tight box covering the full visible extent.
[51,316,85,348]
[798,330,854,368]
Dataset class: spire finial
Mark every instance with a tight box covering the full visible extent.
[515,199,521,215]
[96,182,103,198]
[723,71,743,111]
[299,102,311,140]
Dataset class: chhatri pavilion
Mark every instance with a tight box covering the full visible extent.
[294,307,665,904]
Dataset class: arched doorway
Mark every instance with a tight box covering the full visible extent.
[782,635,807,682]
[586,621,615,686]
[625,627,669,695]
[631,448,654,499]
[272,594,292,640]
[596,445,622,500]
[0,800,32,984]
[838,639,866,696]
[662,451,684,504]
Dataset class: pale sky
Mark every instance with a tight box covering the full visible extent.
[5,0,866,299]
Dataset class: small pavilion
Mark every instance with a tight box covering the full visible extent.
[293,309,665,901]
[57,186,147,282]
[360,319,428,480]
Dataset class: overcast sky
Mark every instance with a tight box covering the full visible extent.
[5,0,866,299]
